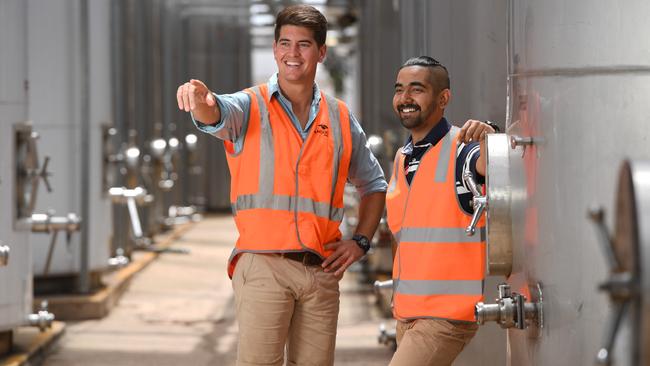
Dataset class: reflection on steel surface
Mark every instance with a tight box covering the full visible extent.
[485,133,513,276]
[0,243,9,267]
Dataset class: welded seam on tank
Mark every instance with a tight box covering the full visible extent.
[511,65,650,78]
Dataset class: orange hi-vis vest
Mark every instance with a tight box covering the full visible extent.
[224,84,353,278]
[386,126,486,322]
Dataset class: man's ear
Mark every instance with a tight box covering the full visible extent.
[318,44,327,63]
[439,89,451,109]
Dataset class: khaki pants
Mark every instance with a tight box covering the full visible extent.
[232,253,341,366]
[389,318,478,366]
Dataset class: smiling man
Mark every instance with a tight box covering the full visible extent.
[176,4,386,366]
[386,56,496,366]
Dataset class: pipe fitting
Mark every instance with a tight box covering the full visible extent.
[29,212,82,233]
[374,279,394,290]
[27,301,55,332]
[475,283,542,330]
[378,322,396,347]
[108,186,149,204]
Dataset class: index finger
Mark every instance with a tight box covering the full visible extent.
[458,121,469,142]
[321,250,342,269]
[176,85,184,110]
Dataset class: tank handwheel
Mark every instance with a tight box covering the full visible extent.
[590,160,650,365]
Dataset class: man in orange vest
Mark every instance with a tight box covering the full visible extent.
[386,56,496,366]
[176,5,387,366]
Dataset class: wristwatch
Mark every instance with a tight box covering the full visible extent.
[483,120,501,133]
[352,234,371,254]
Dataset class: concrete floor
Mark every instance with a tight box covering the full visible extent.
[41,215,394,366]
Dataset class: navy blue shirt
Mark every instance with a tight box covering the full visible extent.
[401,118,484,214]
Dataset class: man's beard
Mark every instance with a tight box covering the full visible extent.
[399,114,424,129]
[397,103,427,129]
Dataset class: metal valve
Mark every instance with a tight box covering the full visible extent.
[373,279,396,349]
[475,283,543,330]
[159,136,180,191]
[109,187,188,254]
[463,171,487,236]
[164,205,202,226]
[102,124,119,193]
[25,210,82,275]
[29,211,82,234]
[150,138,167,159]
[27,300,55,332]
[509,135,544,158]
[586,160,650,366]
[107,247,130,268]
[109,187,150,245]
[509,135,534,149]
[378,322,397,350]
[149,138,174,191]
[0,243,9,267]
[185,133,198,152]
[374,279,394,290]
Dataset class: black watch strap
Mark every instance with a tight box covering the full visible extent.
[352,234,371,253]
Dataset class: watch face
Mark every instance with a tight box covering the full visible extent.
[354,235,370,251]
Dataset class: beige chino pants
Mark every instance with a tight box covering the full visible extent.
[389,318,478,366]
[232,253,341,366]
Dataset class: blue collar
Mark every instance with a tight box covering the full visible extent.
[266,73,321,105]
[401,118,451,155]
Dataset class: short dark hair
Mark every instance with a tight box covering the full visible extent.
[400,56,450,91]
[275,5,328,47]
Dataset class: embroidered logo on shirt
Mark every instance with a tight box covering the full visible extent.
[314,124,329,137]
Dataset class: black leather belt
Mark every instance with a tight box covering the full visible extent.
[278,251,323,266]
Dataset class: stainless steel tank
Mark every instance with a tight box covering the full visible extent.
[0,0,34,332]
[477,1,650,365]
[25,0,111,290]
[398,0,507,130]
[177,1,252,211]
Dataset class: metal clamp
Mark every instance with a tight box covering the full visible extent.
[463,171,487,236]
[475,283,543,330]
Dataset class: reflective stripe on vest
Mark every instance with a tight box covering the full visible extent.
[394,227,486,243]
[225,84,352,277]
[387,126,486,322]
